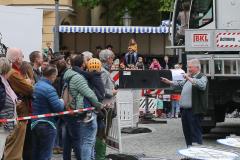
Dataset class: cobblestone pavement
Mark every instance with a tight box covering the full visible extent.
[52,118,240,160]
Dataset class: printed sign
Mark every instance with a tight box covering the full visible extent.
[178,147,239,160]
[216,32,240,48]
[191,33,211,47]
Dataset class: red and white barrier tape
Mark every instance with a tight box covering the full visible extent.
[0,107,95,123]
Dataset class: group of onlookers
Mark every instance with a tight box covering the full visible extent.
[0,47,117,160]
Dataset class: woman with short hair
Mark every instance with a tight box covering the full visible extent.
[0,57,18,159]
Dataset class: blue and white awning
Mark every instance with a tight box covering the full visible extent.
[59,25,169,34]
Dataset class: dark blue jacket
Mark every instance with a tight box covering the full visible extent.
[72,66,105,102]
[32,78,64,128]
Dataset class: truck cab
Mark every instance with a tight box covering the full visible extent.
[171,0,240,132]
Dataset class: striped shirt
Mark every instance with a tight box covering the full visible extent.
[0,94,16,131]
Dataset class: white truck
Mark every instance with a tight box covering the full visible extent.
[171,0,240,133]
[0,5,43,61]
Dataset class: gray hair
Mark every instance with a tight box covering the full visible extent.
[81,51,93,62]
[6,48,23,63]
[188,59,201,70]
[0,57,12,75]
[99,49,114,62]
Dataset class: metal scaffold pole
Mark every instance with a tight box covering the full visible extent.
[54,0,60,52]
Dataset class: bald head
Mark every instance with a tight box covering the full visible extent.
[6,48,24,66]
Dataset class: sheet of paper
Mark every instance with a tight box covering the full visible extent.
[171,69,185,81]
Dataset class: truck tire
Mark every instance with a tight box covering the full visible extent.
[215,105,226,122]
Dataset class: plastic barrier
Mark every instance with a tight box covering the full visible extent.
[139,97,158,117]
[106,116,122,152]
[116,89,141,128]
[107,89,141,153]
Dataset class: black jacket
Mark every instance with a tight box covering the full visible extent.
[72,66,105,102]
[0,79,6,111]
[192,73,208,115]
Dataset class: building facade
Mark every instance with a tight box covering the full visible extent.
[0,1,172,56]
[0,0,76,49]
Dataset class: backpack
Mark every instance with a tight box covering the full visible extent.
[61,74,77,110]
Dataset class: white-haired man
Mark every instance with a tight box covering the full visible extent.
[96,49,117,159]
[4,48,33,160]
[161,59,208,147]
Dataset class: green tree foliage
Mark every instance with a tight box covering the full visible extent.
[76,0,173,25]
[76,0,101,8]
[159,0,173,12]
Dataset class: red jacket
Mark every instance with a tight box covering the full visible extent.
[171,94,181,101]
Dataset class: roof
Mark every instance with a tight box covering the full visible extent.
[59,25,169,34]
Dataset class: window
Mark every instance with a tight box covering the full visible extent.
[189,0,213,28]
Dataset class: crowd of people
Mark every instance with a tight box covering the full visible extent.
[0,47,117,160]
[0,36,208,160]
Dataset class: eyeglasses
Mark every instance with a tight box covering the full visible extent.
[7,59,13,64]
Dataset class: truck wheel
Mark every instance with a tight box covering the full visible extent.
[215,105,226,122]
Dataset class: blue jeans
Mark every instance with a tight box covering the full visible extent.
[79,113,97,160]
[32,122,57,160]
[63,115,82,160]
[181,108,203,146]
[54,118,66,148]
[171,100,180,117]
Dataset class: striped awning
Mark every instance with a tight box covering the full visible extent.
[59,25,169,34]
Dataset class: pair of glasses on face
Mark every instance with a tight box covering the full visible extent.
[7,59,12,64]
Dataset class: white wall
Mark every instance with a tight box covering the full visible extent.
[0,5,43,61]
